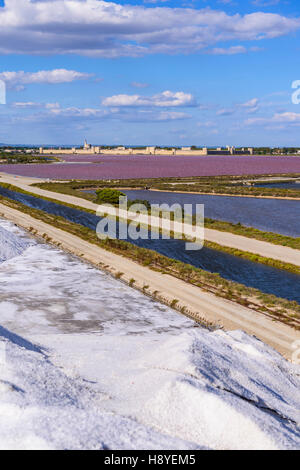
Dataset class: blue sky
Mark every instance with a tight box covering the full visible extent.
[0,0,300,146]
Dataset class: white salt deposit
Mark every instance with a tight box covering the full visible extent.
[0,218,299,450]
[0,224,29,263]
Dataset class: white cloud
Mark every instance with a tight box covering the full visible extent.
[13,102,190,123]
[49,106,108,118]
[238,98,259,113]
[240,98,259,108]
[0,1,299,57]
[12,101,41,108]
[12,101,60,109]
[207,46,247,55]
[154,111,190,121]
[246,112,300,126]
[216,98,260,116]
[45,102,61,110]
[51,105,190,121]
[102,91,196,107]
[216,107,235,116]
[0,69,92,90]
[274,112,300,122]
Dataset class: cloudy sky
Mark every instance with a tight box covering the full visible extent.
[0,0,300,146]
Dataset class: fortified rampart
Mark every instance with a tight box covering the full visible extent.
[39,143,254,156]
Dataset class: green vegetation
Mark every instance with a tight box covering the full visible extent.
[96,188,126,205]
[0,151,58,164]
[203,218,300,250]
[204,240,299,274]
[254,147,300,155]
[0,193,298,329]
[96,188,151,210]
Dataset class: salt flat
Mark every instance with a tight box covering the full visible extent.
[0,219,299,450]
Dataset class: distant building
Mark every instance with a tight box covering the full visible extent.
[83,139,91,150]
[39,140,254,157]
[146,146,156,155]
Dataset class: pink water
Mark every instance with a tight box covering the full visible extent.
[1,154,300,180]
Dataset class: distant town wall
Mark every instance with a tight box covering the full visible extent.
[39,144,254,156]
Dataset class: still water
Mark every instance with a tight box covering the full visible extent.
[254,182,300,190]
[123,190,300,237]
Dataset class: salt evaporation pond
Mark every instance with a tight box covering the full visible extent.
[0,218,299,450]
[1,154,300,179]
[124,190,300,237]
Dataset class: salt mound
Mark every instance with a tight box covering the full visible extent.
[0,226,29,263]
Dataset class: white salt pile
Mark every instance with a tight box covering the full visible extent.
[0,225,29,263]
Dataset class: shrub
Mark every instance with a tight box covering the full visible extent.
[95,188,151,211]
[95,188,126,205]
